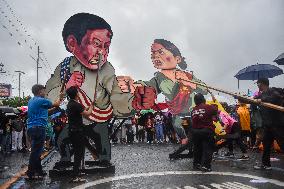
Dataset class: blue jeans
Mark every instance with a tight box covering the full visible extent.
[155,123,164,141]
[27,126,46,175]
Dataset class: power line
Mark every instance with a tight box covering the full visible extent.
[0,2,53,77]
[0,1,53,72]
[0,19,50,81]
[0,8,37,54]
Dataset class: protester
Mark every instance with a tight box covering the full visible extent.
[154,112,164,143]
[26,84,62,179]
[164,113,176,143]
[131,114,139,142]
[191,93,217,172]
[237,100,251,146]
[1,118,12,154]
[126,118,135,144]
[45,118,53,151]
[66,86,94,182]
[216,110,249,160]
[21,113,30,152]
[250,78,284,170]
[169,116,194,159]
[137,114,145,142]
[11,116,24,152]
[137,124,145,142]
[145,114,155,144]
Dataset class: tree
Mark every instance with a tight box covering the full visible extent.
[2,96,31,107]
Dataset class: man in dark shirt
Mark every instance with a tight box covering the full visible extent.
[191,93,217,172]
[66,86,94,182]
[252,78,284,170]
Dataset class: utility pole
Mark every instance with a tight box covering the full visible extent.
[30,46,43,84]
[15,71,25,98]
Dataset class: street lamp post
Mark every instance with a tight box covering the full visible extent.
[14,71,25,99]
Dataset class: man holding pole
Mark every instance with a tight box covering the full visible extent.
[181,76,284,169]
[26,84,63,179]
[252,78,284,170]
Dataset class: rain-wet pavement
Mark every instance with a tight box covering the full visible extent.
[0,150,30,184]
[2,143,284,189]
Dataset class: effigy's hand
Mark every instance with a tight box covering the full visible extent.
[59,92,65,101]
[116,76,135,94]
[175,70,196,89]
[66,71,85,89]
[132,86,156,110]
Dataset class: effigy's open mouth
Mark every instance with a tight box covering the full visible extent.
[154,60,163,66]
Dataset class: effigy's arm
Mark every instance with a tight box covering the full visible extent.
[104,71,135,117]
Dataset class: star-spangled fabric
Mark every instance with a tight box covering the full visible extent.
[60,56,72,83]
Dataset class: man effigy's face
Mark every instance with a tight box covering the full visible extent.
[151,43,179,70]
[73,29,111,70]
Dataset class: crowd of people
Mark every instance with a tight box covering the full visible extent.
[1,12,283,183]
[0,107,67,155]
[0,111,27,154]
[0,79,283,184]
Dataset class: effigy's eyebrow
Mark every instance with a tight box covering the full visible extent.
[91,37,102,43]
[151,47,164,53]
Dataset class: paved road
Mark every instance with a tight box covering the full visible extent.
[4,143,284,189]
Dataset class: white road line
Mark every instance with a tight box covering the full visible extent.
[232,182,258,189]
[184,186,198,189]
[211,183,230,189]
[199,185,211,189]
[222,182,255,189]
[221,182,243,189]
[71,171,284,189]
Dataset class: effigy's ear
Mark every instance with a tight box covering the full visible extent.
[66,35,78,54]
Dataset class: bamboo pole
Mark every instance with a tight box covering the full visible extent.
[188,79,284,112]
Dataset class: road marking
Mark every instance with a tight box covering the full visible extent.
[199,185,211,189]
[72,171,284,189]
[184,186,197,189]
[222,182,249,189]
[233,182,257,189]
[214,182,256,189]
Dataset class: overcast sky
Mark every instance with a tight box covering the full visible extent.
[0,0,283,99]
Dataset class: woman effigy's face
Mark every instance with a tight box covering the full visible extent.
[151,43,179,70]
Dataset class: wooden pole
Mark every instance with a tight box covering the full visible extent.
[186,79,284,112]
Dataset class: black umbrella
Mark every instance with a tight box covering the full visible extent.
[234,63,283,89]
[235,63,283,80]
[274,52,284,65]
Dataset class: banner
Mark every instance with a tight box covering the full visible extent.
[0,84,12,97]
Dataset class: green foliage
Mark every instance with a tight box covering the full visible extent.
[2,96,31,107]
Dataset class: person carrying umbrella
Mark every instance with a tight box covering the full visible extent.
[237,78,284,170]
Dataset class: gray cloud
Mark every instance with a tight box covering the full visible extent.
[0,0,283,98]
